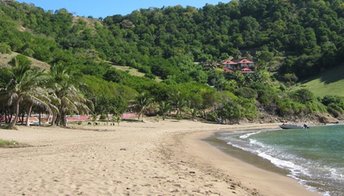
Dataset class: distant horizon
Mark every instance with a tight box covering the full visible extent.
[16,0,229,18]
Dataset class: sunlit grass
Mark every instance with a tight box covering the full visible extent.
[112,65,162,82]
[301,65,344,97]
[0,139,27,148]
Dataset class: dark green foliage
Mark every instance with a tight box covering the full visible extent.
[322,96,344,108]
[0,68,12,87]
[216,100,242,124]
[322,96,344,118]
[281,73,298,85]
[291,89,315,104]
[103,69,125,83]
[236,87,257,99]
[82,75,136,117]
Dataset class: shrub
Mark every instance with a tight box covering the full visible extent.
[282,73,298,85]
[236,87,258,99]
[327,103,343,118]
[239,98,258,120]
[144,72,156,79]
[0,43,11,54]
[322,96,344,109]
[291,89,314,104]
[216,100,242,124]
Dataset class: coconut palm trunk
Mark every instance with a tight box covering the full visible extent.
[9,97,21,129]
[138,107,146,120]
[60,111,67,127]
[38,112,41,126]
[20,113,24,125]
[26,103,33,126]
[51,113,57,126]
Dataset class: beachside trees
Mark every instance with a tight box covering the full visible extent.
[49,64,91,126]
[0,57,49,129]
[82,74,135,123]
[0,61,92,128]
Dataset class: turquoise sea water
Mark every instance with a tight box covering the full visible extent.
[218,125,344,196]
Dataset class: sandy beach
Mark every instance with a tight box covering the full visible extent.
[0,120,318,195]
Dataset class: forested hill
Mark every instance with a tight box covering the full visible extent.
[104,0,344,80]
[1,0,344,82]
[1,0,344,124]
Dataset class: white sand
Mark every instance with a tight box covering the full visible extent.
[0,120,318,195]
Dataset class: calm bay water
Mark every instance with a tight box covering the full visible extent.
[217,125,344,196]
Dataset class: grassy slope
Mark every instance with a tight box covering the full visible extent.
[0,52,50,69]
[301,65,344,97]
[112,65,162,82]
[0,52,161,82]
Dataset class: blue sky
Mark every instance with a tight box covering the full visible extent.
[17,0,228,18]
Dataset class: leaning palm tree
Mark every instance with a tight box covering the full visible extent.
[2,63,48,129]
[49,64,92,127]
[24,88,59,126]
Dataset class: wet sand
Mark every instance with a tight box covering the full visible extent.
[205,132,289,176]
[0,120,318,195]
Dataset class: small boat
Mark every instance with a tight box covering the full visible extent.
[280,124,309,129]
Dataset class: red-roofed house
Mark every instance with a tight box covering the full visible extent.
[238,59,254,68]
[241,67,253,73]
[222,59,238,72]
[222,58,256,74]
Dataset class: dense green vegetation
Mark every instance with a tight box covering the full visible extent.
[0,0,343,128]
[103,0,344,81]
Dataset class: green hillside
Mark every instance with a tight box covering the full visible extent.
[302,66,344,97]
[1,0,344,126]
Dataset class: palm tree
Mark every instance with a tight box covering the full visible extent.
[170,91,186,119]
[49,64,92,127]
[24,88,59,126]
[159,101,171,120]
[2,62,48,129]
[134,92,153,120]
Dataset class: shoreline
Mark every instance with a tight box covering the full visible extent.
[173,125,319,196]
[0,121,319,195]
[205,131,289,176]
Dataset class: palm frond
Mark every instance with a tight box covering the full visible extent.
[61,97,79,113]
